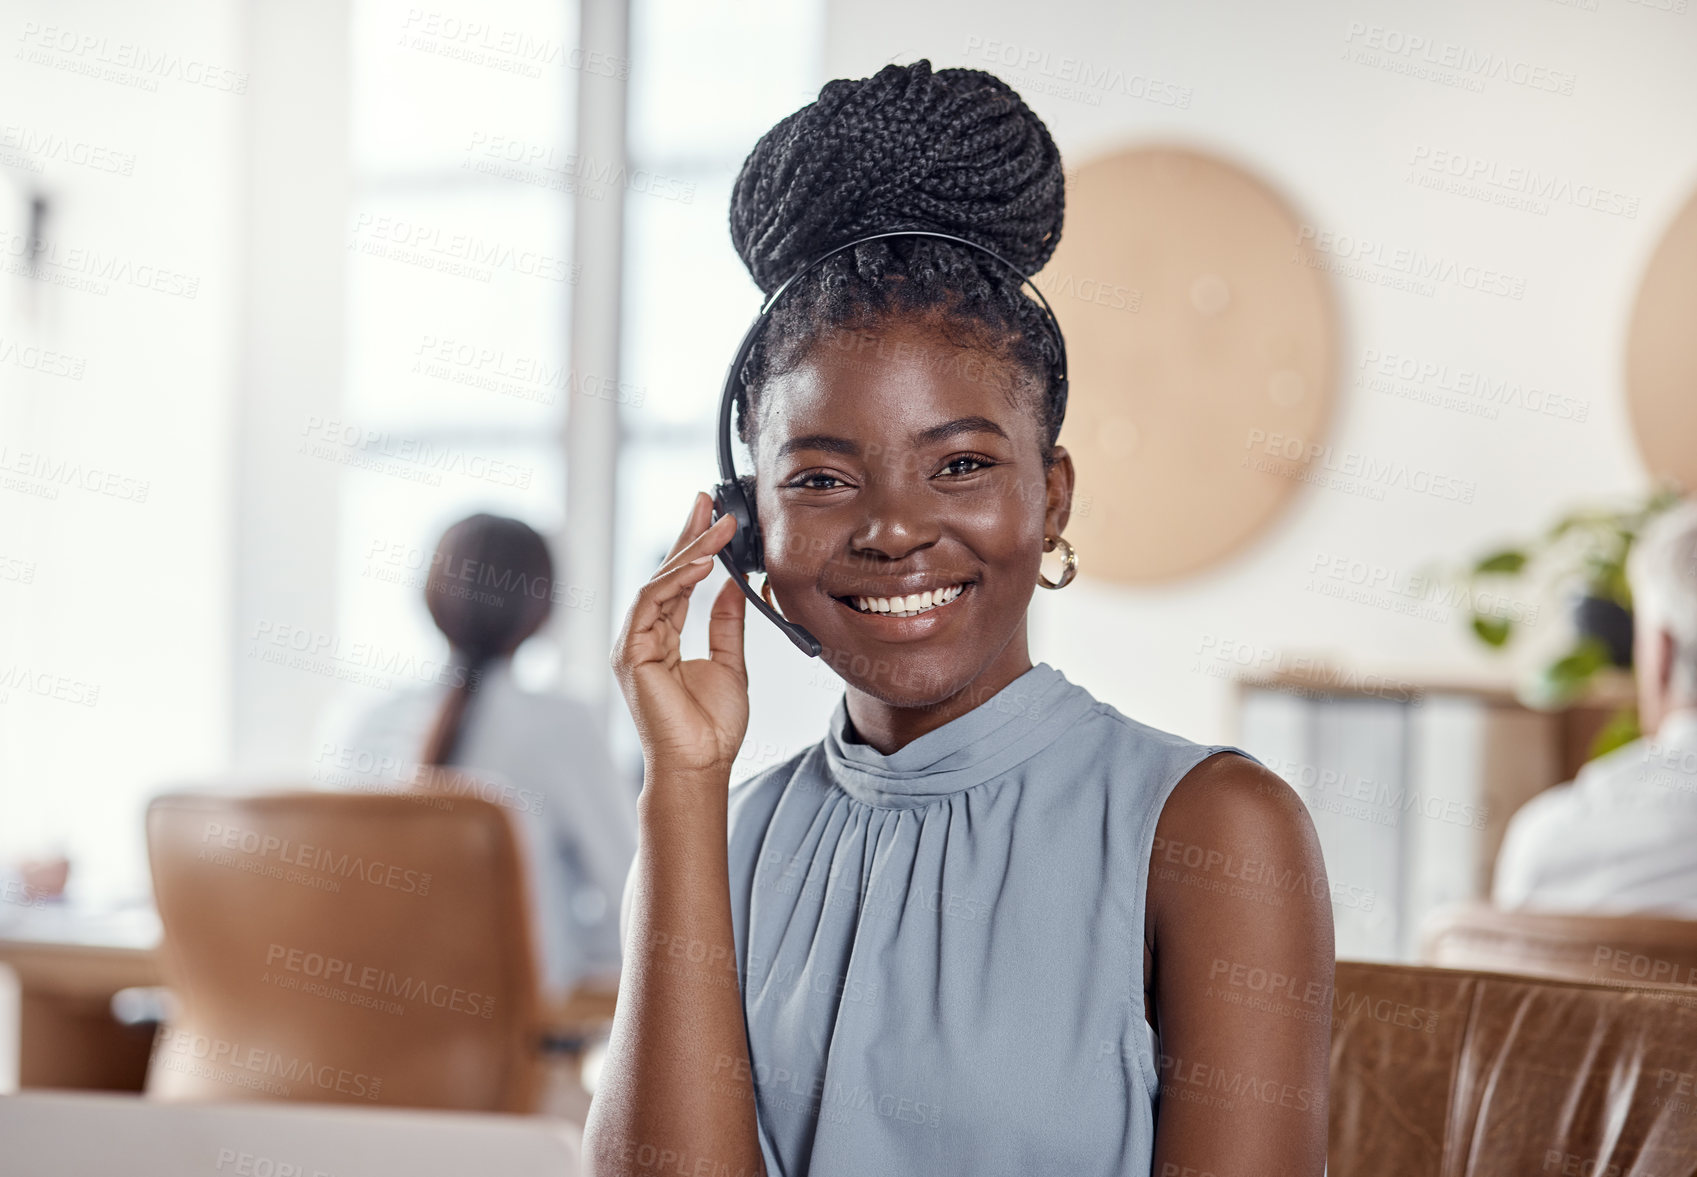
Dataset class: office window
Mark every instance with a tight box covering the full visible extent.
[335,0,579,711]
[613,0,824,776]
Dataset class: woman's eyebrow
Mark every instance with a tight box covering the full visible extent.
[913,415,1009,446]
[776,434,860,459]
[775,416,1009,460]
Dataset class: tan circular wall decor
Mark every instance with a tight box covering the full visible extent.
[1041,146,1337,584]
[1626,185,1697,491]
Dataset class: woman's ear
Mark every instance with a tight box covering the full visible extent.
[1044,445,1075,538]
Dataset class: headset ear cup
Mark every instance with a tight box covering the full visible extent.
[736,474,764,573]
[712,479,762,575]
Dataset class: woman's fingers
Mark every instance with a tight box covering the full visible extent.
[655,490,734,575]
[657,491,711,569]
[655,512,735,578]
[707,575,747,681]
[618,553,718,669]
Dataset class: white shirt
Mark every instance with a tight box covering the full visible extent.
[315,662,638,994]
[1493,709,1697,915]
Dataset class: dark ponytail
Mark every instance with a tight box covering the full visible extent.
[419,514,555,768]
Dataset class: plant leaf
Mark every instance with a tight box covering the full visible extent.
[1472,615,1513,647]
[1473,550,1527,575]
[1588,706,1641,759]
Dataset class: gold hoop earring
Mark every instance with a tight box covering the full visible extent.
[1038,535,1077,590]
[760,575,784,616]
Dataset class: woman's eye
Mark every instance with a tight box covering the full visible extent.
[940,455,995,477]
[792,472,846,490]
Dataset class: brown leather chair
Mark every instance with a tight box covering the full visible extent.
[144,790,543,1112]
[1330,960,1697,1177]
[1421,902,1697,989]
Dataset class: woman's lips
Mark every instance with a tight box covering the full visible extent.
[830,581,973,639]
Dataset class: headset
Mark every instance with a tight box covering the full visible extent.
[711,229,1071,659]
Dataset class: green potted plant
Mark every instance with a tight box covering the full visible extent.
[1460,486,1682,755]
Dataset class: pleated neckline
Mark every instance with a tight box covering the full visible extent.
[822,662,1097,809]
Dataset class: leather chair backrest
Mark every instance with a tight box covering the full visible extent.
[144,790,540,1112]
[1331,960,1697,1177]
[1421,902,1697,990]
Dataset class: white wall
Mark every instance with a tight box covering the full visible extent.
[818,0,1696,745]
[0,0,244,901]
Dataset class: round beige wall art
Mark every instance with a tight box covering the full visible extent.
[1042,145,1337,584]
[1626,184,1697,491]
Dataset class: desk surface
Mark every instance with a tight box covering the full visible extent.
[0,903,162,997]
[0,902,618,1028]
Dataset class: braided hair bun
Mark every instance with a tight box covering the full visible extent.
[727,61,1069,459]
[731,59,1064,293]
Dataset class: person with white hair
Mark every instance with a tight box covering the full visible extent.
[1494,498,1697,913]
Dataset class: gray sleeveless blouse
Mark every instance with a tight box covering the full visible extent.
[723,662,1251,1176]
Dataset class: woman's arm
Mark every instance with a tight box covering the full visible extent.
[1147,752,1335,1177]
[581,493,767,1177]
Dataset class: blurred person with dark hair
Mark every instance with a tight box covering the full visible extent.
[317,513,637,993]
[1496,498,1697,914]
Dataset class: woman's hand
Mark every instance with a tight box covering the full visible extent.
[611,491,750,777]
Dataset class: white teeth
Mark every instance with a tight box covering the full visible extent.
[849,584,965,616]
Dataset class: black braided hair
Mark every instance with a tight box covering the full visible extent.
[729,59,1066,467]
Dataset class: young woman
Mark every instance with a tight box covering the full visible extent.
[321,514,637,994]
[584,61,1333,1177]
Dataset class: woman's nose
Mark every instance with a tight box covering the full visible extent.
[846,478,941,560]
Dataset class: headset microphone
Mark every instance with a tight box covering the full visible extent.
[709,229,1070,660]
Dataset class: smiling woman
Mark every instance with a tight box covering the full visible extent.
[584,59,1334,1177]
